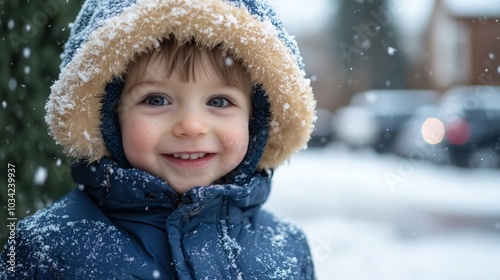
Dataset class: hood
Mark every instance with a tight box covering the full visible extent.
[45,0,316,170]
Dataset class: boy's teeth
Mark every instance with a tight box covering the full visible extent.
[172,153,206,160]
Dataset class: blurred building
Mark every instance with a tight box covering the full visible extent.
[274,0,500,115]
[427,0,500,91]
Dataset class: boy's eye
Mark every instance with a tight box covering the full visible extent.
[143,95,169,106]
[207,97,231,108]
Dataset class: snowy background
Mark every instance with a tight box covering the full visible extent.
[265,2,500,278]
[266,144,500,280]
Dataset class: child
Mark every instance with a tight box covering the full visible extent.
[1,0,316,279]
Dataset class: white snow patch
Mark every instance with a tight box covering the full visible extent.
[33,166,48,186]
[83,130,91,141]
[225,14,237,27]
[23,47,31,58]
[224,56,234,67]
[387,46,397,55]
[219,220,242,276]
[7,19,14,30]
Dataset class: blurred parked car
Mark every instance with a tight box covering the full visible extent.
[332,106,378,148]
[438,85,500,168]
[334,89,439,152]
[393,85,500,168]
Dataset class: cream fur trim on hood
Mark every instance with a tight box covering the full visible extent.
[45,0,316,169]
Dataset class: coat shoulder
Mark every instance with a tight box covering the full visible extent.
[15,189,114,244]
[254,208,309,244]
[1,189,143,279]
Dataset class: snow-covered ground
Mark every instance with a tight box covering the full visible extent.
[266,143,500,280]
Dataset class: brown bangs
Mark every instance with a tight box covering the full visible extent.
[127,38,253,95]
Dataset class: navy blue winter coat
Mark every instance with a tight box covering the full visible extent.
[1,0,317,278]
[1,159,314,279]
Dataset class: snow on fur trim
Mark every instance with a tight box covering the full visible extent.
[45,0,316,169]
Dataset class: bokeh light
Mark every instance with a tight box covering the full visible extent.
[446,118,471,145]
[421,117,445,144]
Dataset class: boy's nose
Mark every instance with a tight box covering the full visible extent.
[172,109,208,137]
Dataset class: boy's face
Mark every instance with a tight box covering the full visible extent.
[118,52,251,194]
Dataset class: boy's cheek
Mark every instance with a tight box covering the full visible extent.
[222,118,248,130]
[122,117,162,151]
[220,125,250,151]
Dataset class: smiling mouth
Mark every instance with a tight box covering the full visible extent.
[169,153,208,160]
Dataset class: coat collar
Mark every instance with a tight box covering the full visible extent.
[71,157,272,217]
